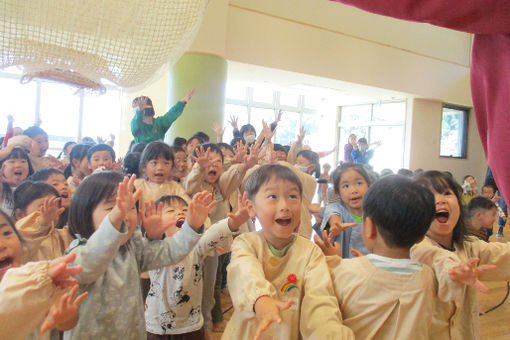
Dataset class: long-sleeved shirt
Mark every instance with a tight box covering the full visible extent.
[131,101,186,143]
[223,232,354,340]
[63,216,202,340]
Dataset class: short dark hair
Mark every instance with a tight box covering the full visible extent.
[68,171,124,239]
[245,164,302,201]
[14,181,59,212]
[192,143,223,163]
[87,143,115,161]
[363,175,435,248]
[170,146,186,155]
[155,195,188,208]
[172,137,187,149]
[0,147,34,176]
[139,141,174,175]
[217,143,234,156]
[131,143,147,154]
[273,144,288,155]
[481,184,496,194]
[230,137,246,148]
[397,168,414,178]
[23,126,47,138]
[240,124,256,137]
[332,163,372,196]
[463,174,474,182]
[122,152,141,177]
[192,131,210,143]
[69,143,92,169]
[358,137,367,144]
[467,196,497,218]
[414,170,469,245]
[31,168,64,182]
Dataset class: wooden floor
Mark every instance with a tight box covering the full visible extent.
[213,233,510,340]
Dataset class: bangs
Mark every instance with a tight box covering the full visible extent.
[415,171,462,197]
[6,147,29,161]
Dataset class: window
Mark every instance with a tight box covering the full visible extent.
[0,69,122,156]
[338,102,406,172]
[439,106,469,158]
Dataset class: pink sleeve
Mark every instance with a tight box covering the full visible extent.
[330,0,510,34]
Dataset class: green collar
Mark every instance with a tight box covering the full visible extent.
[267,235,297,258]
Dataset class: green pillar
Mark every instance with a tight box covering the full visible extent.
[166,53,227,144]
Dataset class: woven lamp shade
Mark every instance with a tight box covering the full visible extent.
[0,0,209,92]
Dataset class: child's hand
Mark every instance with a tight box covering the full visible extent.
[327,215,357,240]
[227,192,250,231]
[296,126,306,144]
[40,284,88,333]
[314,230,342,257]
[265,150,278,164]
[253,296,293,340]
[110,158,123,172]
[39,196,65,226]
[212,121,225,138]
[190,146,210,170]
[351,248,363,257]
[244,143,263,170]
[233,141,248,164]
[47,253,83,288]
[140,201,168,240]
[109,175,143,229]
[261,121,275,141]
[228,115,239,131]
[187,191,217,231]
[448,258,496,293]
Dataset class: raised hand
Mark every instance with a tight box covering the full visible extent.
[47,253,83,288]
[296,126,306,144]
[245,143,263,169]
[212,121,225,141]
[39,196,65,226]
[232,141,248,164]
[448,258,496,293]
[109,175,143,229]
[181,88,196,103]
[40,284,88,333]
[227,192,250,231]
[314,230,342,257]
[261,121,275,141]
[140,201,168,240]
[189,146,211,169]
[228,115,239,131]
[253,296,294,340]
[187,191,217,231]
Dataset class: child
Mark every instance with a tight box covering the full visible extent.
[461,174,477,205]
[32,168,72,208]
[87,143,116,173]
[0,146,33,215]
[481,184,507,237]
[466,196,498,242]
[223,164,353,340]
[0,208,86,339]
[317,163,371,258]
[23,126,62,171]
[145,194,249,339]
[131,89,195,144]
[273,144,288,162]
[122,151,142,178]
[66,143,92,193]
[14,181,73,262]
[316,176,441,339]
[58,141,77,167]
[170,146,188,183]
[185,136,203,157]
[412,170,510,339]
[64,173,209,340]
[135,141,190,212]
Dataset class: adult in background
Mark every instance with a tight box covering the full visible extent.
[131,88,195,143]
[343,133,357,163]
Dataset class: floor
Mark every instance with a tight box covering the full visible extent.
[213,232,510,340]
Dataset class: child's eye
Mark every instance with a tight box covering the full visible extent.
[1,230,12,237]
[267,194,277,199]
[289,194,299,199]
[342,184,349,189]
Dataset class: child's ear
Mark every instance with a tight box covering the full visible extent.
[246,199,257,218]
[362,217,377,240]
[14,208,25,221]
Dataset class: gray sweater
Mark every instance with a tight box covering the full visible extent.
[64,217,202,340]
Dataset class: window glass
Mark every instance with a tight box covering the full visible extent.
[304,94,319,110]
[252,87,274,104]
[226,82,247,101]
[341,105,372,122]
[275,111,300,146]
[279,90,299,108]
[82,90,122,154]
[39,82,80,156]
[440,106,468,158]
[369,125,404,173]
[223,104,249,143]
[250,108,275,135]
[372,102,406,122]
[0,78,37,133]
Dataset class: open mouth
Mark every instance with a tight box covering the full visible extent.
[60,193,69,199]
[351,196,362,204]
[0,256,13,271]
[435,210,450,224]
[275,218,292,227]
[208,170,217,177]
[176,217,185,228]
[13,171,23,176]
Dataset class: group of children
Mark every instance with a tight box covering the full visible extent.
[1,98,509,340]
